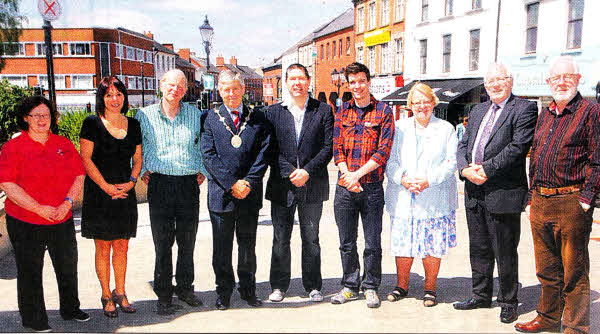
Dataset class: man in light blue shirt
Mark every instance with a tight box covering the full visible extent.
[135,69,206,315]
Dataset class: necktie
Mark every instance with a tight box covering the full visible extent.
[473,104,500,164]
[231,110,239,129]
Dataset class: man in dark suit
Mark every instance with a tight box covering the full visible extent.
[265,63,333,303]
[454,63,537,323]
[200,69,270,311]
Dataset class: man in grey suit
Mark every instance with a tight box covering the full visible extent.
[454,63,537,324]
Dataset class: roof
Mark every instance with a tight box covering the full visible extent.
[152,42,178,55]
[220,64,262,79]
[262,60,282,71]
[116,27,154,42]
[315,8,354,39]
[175,57,195,69]
[281,21,330,56]
[190,56,220,73]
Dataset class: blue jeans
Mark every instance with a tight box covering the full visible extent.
[269,201,323,292]
[333,182,384,291]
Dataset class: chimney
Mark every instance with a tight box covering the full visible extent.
[178,48,191,61]
[229,56,237,66]
[163,43,174,50]
[144,31,154,40]
[216,56,225,66]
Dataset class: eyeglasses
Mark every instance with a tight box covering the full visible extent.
[547,73,579,85]
[27,114,51,120]
[485,76,511,86]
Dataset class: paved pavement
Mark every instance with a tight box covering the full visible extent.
[0,166,599,333]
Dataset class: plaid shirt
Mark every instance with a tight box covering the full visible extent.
[333,95,394,184]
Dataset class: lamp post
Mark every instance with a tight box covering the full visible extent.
[199,15,214,105]
[331,67,346,101]
[140,59,145,107]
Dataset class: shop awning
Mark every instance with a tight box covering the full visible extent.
[381,77,484,107]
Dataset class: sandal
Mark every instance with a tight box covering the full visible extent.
[112,290,137,313]
[423,290,437,307]
[101,297,118,318]
[386,286,408,302]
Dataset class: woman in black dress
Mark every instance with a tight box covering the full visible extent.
[79,77,142,317]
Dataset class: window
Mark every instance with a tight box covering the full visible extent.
[146,50,153,63]
[346,37,351,55]
[442,34,451,73]
[327,43,330,59]
[357,46,364,63]
[136,49,143,61]
[161,55,165,71]
[136,77,142,90]
[525,2,539,53]
[368,46,376,73]
[421,0,429,22]
[381,0,390,26]
[38,75,66,89]
[320,44,324,59]
[332,41,336,58]
[380,43,391,74]
[567,0,584,49]
[368,2,376,30]
[472,0,481,10]
[469,29,480,71]
[357,7,365,33]
[116,75,126,84]
[395,0,405,22]
[1,75,27,87]
[419,39,427,74]
[69,43,91,55]
[115,44,123,58]
[339,38,343,57]
[127,76,137,89]
[126,47,135,60]
[445,0,454,16]
[2,43,24,56]
[36,43,63,56]
[71,75,93,89]
[394,38,403,72]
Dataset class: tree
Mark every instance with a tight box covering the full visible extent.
[0,78,33,146]
[0,0,25,71]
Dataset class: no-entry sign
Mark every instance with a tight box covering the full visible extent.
[38,0,62,21]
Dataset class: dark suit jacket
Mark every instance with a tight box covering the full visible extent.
[265,98,334,207]
[201,104,270,213]
[457,94,537,213]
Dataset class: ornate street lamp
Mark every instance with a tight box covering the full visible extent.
[199,15,214,105]
[331,67,346,99]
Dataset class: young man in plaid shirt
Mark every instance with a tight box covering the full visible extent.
[330,62,395,308]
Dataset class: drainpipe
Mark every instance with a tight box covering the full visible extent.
[494,0,502,62]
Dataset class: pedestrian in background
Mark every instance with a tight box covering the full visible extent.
[456,116,468,143]
[384,82,458,307]
[0,96,89,332]
[79,77,142,317]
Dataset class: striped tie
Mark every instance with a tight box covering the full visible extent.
[473,104,500,164]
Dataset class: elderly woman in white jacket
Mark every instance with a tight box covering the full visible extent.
[385,82,458,307]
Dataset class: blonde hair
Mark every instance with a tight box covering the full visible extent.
[407,82,439,108]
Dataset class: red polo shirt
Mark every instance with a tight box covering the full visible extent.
[0,131,85,225]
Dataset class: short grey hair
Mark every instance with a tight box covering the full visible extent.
[160,69,187,86]
[217,69,244,89]
[485,62,513,80]
[547,55,580,77]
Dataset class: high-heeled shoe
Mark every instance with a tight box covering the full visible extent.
[112,290,136,313]
[101,297,118,318]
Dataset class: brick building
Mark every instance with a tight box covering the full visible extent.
[352,0,406,101]
[262,59,282,106]
[0,27,160,108]
[215,56,263,105]
[314,8,355,108]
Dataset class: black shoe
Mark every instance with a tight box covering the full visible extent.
[500,305,518,323]
[215,295,230,310]
[240,293,263,307]
[61,309,90,322]
[156,301,183,315]
[24,323,52,333]
[176,290,203,307]
[453,297,492,310]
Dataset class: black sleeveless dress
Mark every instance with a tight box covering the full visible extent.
[80,115,141,240]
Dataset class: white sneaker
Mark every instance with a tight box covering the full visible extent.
[309,289,323,302]
[365,289,380,308]
[330,287,359,304]
[268,289,285,302]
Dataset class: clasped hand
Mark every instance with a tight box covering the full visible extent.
[231,180,251,199]
[36,202,72,222]
[103,182,133,200]
[289,169,309,187]
[401,176,429,195]
[463,163,487,185]
[338,171,363,193]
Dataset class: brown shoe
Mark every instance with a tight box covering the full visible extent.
[515,315,561,333]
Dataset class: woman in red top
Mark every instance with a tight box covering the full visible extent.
[0,96,89,332]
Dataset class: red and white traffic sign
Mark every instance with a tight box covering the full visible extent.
[38,0,62,21]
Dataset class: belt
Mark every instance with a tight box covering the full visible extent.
[537,185,581,196]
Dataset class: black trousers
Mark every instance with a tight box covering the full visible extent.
[465,201,521,306]
[6,215,80,327]
[148,174,200,302]
[209,207,259,297]
[269,201,323,293]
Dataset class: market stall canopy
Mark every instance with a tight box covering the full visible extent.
[382,78,484,108]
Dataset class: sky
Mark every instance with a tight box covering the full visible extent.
[20,0,352,67]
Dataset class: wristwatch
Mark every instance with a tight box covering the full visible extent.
[129,176,137,183]
[64,197,74,206]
